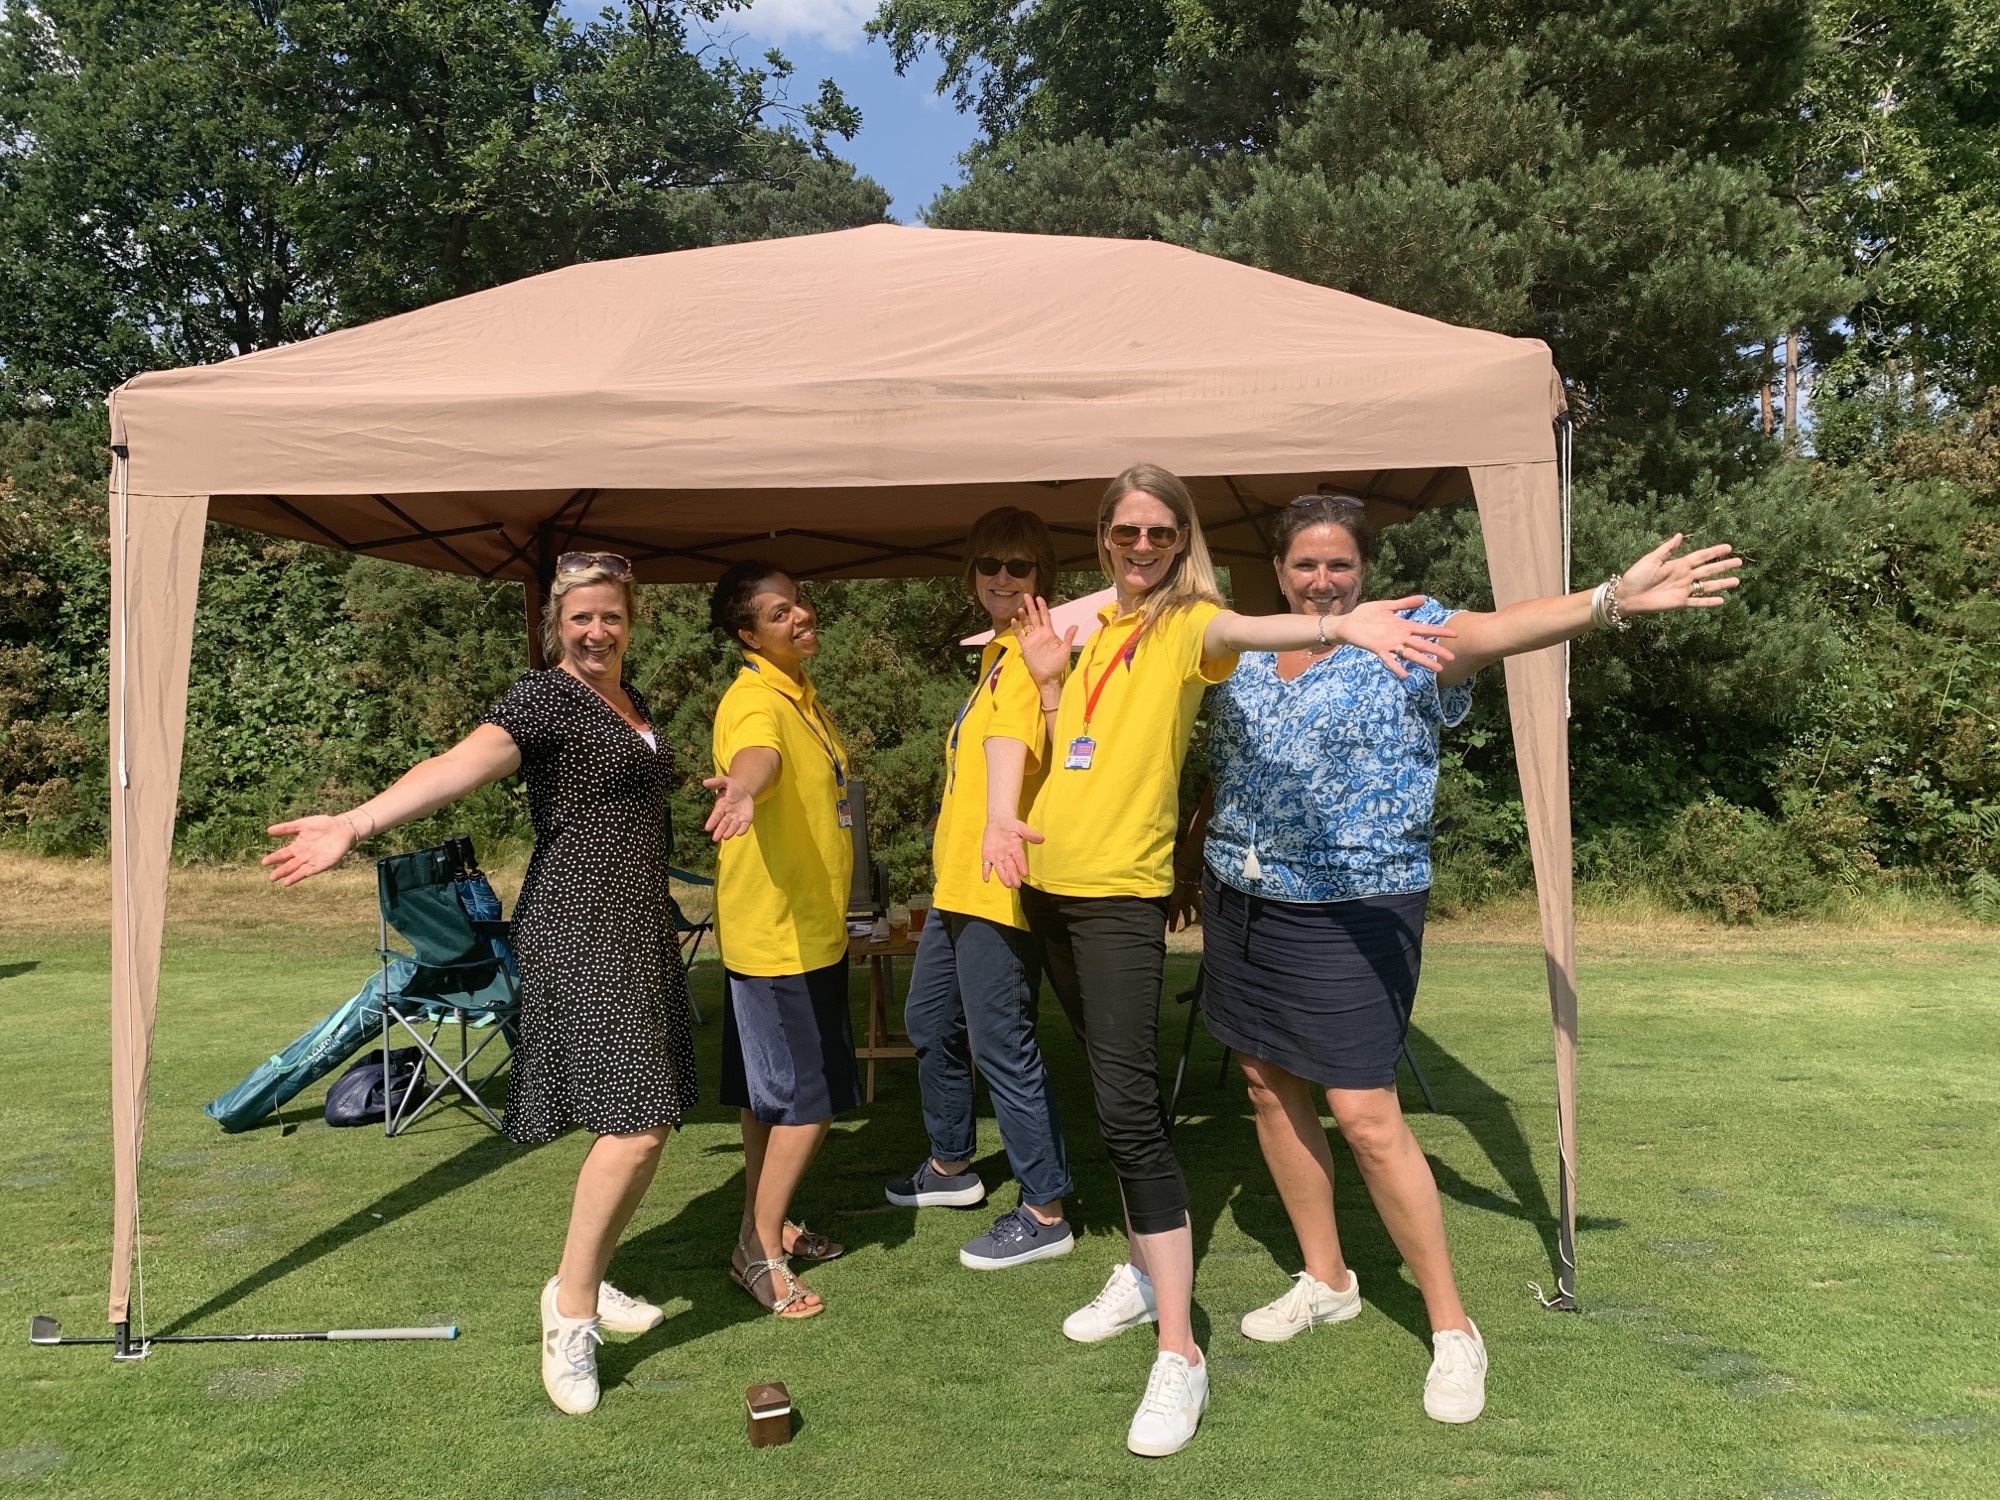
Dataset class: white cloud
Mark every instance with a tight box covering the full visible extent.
[734,0,876,50]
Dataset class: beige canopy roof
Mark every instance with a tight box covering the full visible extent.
[104,225,1581,1340]
[110,224,1564,581]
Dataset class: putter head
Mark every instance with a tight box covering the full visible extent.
[30,1315,60,1345]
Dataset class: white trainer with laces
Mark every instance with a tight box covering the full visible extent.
[1061,1262,1158,1344]
[595,1281,664,1334]
[540,1277,604,1415]
[1424,1320,1488,1423]
[1240,1268,1362,1343]
[1126,1351,1209,1457]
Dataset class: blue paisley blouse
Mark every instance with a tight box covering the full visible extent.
[1205,598,1471,902]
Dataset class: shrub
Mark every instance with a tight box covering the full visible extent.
[1658,797,1830,923]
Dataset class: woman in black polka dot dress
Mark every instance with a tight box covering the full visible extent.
[265,554,695,1418]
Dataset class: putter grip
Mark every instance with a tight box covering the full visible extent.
[327,1326,459,1341]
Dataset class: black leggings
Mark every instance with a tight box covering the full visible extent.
[1020,886,1187,1235]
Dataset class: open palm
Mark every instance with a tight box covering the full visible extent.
[1619,535,1742,615]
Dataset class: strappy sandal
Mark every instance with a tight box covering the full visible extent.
[784,1220,845,1264]
[731,1251,823,1319]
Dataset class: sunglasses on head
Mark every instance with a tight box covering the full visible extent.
[1291,495,1366,511]
[973,556,1037,579]
[1104,523,1183,548]
[555,550,633,578]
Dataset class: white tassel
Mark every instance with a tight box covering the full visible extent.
[1242,845,1263,881]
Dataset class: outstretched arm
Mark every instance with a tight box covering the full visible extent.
[1204,597,1456,679]
[1436,535,1741,688]
[263,722,521,886]
[980,736,1042,889]
[703,747,781,841]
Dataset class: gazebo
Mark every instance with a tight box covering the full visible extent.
[103,224,1580,1345]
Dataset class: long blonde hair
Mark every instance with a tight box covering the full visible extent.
[540,565,637,665]
[1096,462,1224,622]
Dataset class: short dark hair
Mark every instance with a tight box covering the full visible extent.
[961,507,1059,602]
[1270,494,1379,567]
[709,558,789,644]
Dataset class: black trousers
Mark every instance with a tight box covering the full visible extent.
[1020,885,1187,1235]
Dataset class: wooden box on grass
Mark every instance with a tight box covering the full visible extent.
[746,1382,792,1447]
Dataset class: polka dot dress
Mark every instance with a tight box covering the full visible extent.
[481,669,698,1145]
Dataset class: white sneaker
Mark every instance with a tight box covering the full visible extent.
[595,1281,664,1334]
[540,1277,603,1415]
[1424,1321,1487,1423]
[1240,1268,1362,1343]
[1126,1351,1209,1457]
[1061,1262,1158,1344]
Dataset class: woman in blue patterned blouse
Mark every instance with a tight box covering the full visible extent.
[1190,495,1740,1425]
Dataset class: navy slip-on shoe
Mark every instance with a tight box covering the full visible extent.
[885,1157,988,1209]
[959,1205,1076,1270]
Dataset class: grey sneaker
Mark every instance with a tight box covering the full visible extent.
[1061,1261,1158,1343]
[1239,1269,1361,1343]
[885,1158,987,1208]
[958,1206,1075,1270]
[1424,1321,1488,1423]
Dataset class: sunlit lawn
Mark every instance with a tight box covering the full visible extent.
[2,862,1997,1498]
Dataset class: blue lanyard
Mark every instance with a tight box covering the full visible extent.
[946,646,1009,792]
[745,657,845,787]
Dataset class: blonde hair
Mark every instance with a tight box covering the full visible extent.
[540,566,637,665]
[962,506,1060,604]
[1096,462,1224,622]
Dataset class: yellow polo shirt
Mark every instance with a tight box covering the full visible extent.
[711,658,854,976]
[1026,600,1236,898]
[931,629,1049,929]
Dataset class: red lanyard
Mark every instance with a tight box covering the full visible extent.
[1080,615,1149,730]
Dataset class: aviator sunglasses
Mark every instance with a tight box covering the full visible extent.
[1103,523,1183,548]
[555,551,633,577]
[974,556,1037,579]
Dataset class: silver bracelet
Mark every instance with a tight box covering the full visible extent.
[339,810,371,842]
[1315,613,1330,649]
[1594,574,1631,632]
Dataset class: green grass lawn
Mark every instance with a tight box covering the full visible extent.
[2,904,1997,1499]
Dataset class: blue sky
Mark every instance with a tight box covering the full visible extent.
[701,1,984,222]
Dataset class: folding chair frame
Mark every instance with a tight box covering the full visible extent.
[668,865,714,1025]
[377,908,520,1137]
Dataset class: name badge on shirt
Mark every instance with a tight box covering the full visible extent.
[837,797,854,829]
[1064,736,1096,771]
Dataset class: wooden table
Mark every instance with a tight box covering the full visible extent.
[848,928,921,1103]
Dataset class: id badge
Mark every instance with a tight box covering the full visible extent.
[837,797,854,829]
[1064,736,1096,771]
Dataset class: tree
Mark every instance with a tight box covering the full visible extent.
[0,0,888,851]
[0,0,884,414]
[1784,0,2000,447]
[879,0,1852,492]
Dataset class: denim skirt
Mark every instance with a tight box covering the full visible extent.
[719,961,860,1125]
[1199,869,1427,1090]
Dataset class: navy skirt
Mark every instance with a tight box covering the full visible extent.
[720,962,861,1125]
[1199,869,1427,1090]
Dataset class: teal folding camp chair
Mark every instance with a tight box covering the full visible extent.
[668,865,713,1024]
[376,838,520,1136]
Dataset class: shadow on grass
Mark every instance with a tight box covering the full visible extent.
[156,1130,523,1335]
[1169,998,1575,1344]
[0,960,38,980]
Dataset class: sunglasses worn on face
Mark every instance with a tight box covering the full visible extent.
[555,551,633,577]
[1105,524,1182,548]
[974,556,1036,579]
